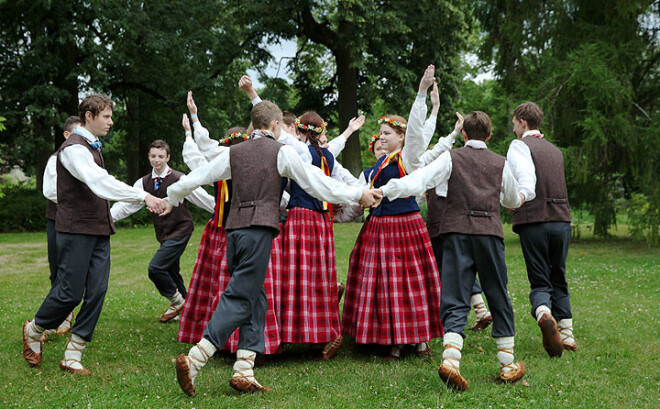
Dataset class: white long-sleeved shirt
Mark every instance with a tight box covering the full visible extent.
[49,130,148,204]
[506,130,539,202]
[381,140,523,209]
[402,94,456,173]
[42,155,58,203]
[167,141,362,208]
[110,165,215,222]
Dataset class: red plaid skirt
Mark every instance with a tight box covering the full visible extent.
[341,212,443,345]
[177,220,282,354]
[278,207,341,343]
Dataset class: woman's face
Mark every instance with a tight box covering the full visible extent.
[378,124,404,153]
[372,139,387,159]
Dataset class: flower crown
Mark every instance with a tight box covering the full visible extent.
[368,133,381,152]
[295,117,327,134]
[378,115,407,130]
[220,132,249,146]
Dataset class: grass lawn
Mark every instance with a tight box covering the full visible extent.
[0,223,658,408]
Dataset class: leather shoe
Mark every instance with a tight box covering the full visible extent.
[437,363,469,391]
[22,321,42,367]
[229,376,272,393]
[175,354,196,397]
[469,315,493,331]
[318,335,343,361]
[538,314,563,357]
[59,360,92,376]
[161,304,184,323]
[500,362,525,383]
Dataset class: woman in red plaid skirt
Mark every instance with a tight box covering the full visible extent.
[176,109,282,355]
[278,111,345,360]
[342,113,443,360]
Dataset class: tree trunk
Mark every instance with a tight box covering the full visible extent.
[334,27,361,176]
[125,95,142,183]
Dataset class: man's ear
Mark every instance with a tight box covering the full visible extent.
[485,133,492,142]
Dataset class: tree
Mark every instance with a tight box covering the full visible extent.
[221,0,472,175]
[475,0,660,237]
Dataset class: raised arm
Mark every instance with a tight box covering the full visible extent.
[327,115,365,157]
[418,112,463,167]
[402,65,435,172]
[182,114,210,171]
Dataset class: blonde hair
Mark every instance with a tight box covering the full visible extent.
[252,101,282,130]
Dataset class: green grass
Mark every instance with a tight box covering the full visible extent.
[1,223,658,408]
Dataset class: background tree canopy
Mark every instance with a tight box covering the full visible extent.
[0,0,658,243]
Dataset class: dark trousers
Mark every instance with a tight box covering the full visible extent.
[35,232,111,342]
[46,218,58,286]
[440,233,515,338]
[148,234,191,299]
[517,222,572,320]
[431,235,483,295]
[203,227,274,354]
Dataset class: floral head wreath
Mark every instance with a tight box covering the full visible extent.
[368,133,381,152]
[378,115,407,130]
[220,132,249,146]
[295,117,327,134]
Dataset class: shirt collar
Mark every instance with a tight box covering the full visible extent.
[465,140,488,149]
[152,165,171,179]
[522,130,543,138]
[73,126,98,143]
[251,129,275,140]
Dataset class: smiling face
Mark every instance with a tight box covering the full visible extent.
[148,147,170,174]
[84,107,113,137]
[378,124,404,153]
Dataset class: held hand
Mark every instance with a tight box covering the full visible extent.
[346,115,366,135]
[238,75,259,101]
[187,91,198,116]
[182,114,191,133]
[145,195,166,215]
[452,112,464,137]
[159,201,174,217]
[430,82,440,108]
[418,64,435,94]
[359,189,383,208]
[371,188,383,208]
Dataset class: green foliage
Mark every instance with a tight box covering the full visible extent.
[0,185,46,232]
[624,193,660,246]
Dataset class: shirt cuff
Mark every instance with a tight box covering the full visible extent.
[138,191,148,201]
[251,96,262,106]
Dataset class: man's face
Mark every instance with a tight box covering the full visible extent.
[85,107,113,137]
[512,117,526,138]
[148,147,170,173]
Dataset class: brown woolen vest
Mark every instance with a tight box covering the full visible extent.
[142,170,194,243]
[439,146,506,239]
[45,153,58,220]
[225,137,283,233]
[512,137,571,233]
[426,188,446,239]
[55,133,116,236]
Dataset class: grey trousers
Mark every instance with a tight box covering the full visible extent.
[46,218,58,287]
[35,232,111,342]
[440,233,515,338]
[431,235,484,295]
[148,234,191,299]
[203,227,275,354]
[518,222,572,320]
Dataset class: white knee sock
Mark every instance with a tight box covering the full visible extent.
[188,338,216,383]
[233,349,264,387]
[63,334,86,370]
[557,318,575,344]
[167,290,184,307]
[26,320,44,353]
[496,336,515,373]
[471,293,491,320]
[57,311,74,332]
[442,333,463,373]
[535,305,552,322]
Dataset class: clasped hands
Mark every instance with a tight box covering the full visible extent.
[359,188,384,209]
[144,194,174,216]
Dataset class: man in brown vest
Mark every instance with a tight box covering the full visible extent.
[42,115,81,338]
[164,100,380,396]
[377,111,527,391]
[507,101,576,357]
[111,139,215,322]
[23,94,166,376]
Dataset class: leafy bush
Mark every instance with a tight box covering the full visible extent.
[0,185,47,232]
[625,193,660,247]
